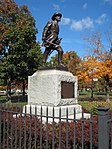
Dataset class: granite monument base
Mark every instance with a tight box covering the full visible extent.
[23,104,90,123]
[23,67,90,122]
[28,67,78,106]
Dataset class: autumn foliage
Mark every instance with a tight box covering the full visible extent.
[62,51,81,75]
[77,49,112,86]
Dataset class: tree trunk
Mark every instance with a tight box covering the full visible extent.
[6,77,11,101]
[22,80,25,96]
[104,75,110,102]
[106,84,110,102]
[91,79,94,99]
[91,88,94,99]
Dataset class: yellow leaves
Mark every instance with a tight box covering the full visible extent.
[105,59,111,67]
[78,50,112,83]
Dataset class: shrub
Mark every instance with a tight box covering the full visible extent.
[79,92,90,95]
[1,106,112,149]
[0,111,98,149]
[94,92,106,95]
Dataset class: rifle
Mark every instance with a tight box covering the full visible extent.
[41,38,62,55]
[42,38,62,47]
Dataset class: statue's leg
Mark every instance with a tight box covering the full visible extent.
[57,46,64,65]
[42,48,51,66]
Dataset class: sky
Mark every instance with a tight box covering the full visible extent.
[14,0,112,58]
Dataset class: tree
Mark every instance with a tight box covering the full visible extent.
[49,51,81,75]
[0,0,42,97]
[62,51,81,76]
[78,31,112,101]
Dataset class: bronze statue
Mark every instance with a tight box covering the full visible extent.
[42,12,64,66]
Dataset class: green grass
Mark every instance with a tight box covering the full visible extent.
[5,100,27,106]
[0,92,112,114]
[78,92,112,101]
[79,101,112,115]
[0,94,27,106]
[78,92,112,115]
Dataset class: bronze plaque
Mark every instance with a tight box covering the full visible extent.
[61,81,74,99]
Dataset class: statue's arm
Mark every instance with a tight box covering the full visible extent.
[42,21,52,41]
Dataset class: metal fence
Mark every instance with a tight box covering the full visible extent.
[0,104,111,149]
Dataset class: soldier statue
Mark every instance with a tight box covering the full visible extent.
[42,12,64,66]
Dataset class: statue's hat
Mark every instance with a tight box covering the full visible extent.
[51,12,62,20]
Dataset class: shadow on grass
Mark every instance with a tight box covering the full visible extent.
[78,93,112,102]
[0,95,28,104]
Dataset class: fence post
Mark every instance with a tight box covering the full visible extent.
[97,107,109,149]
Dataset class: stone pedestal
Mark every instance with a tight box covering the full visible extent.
[23,67,89,121]
[28,67,78,106]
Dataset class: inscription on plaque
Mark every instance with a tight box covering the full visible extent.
[61,81,74,99]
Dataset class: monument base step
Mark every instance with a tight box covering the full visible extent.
[40,113,91,123]
[23,104,90,123]
[23,104,82,116]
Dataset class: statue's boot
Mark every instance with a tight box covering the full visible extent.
[58,50,64,66]
[42,49,49,66]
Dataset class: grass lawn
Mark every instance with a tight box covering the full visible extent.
[79,101,112,115]
[0,92,112,115]
[79,92,112,115]
[79,92,112,101]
